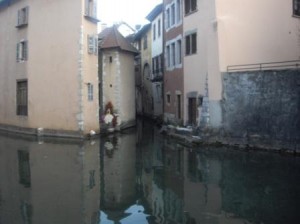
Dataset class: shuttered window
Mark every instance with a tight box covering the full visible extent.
[85,0,97,18]
[17,6,29,27]
[16,40,28,62]
[87,35,98,55]
[87,83,94,101]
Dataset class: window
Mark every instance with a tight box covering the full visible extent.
[17,80,28,116]
[166,36,182,69]
[16,40,28,62]
[158,19,161,37]
[177,39,182,64]
[171,4,176,26]
[166,8,170,28]
[165,0,182,30]
[294,0,300,16]
[87,83,93,101]
[185,33,197,55]
[153,24,156,40]
[166,45,170,68]
[171,43,176,66]
[85,0,97,18]
[87,35,98,55]
[143,35,148,49]
[185,0,197,15]
[166,93,171,104]
[177,94,181,119]
[17,6,29,27]
[177,0,181,23]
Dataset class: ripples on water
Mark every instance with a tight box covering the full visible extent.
[0,120,300,224]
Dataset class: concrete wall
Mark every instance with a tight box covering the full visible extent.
[222,69,300,145]
[0,0,99,136]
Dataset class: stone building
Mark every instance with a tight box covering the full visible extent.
[98,26,138,130]
[0,0,100,137]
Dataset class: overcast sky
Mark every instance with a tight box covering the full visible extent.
[98,0,162,28]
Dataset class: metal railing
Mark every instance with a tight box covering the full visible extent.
[227,60,300,72]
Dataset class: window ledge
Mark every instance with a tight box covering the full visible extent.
[292,14,300,18]
[16,23,28,28]
[185,9,198,17]
[84,15,100,24]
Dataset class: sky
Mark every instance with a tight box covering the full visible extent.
[98,0,162,29]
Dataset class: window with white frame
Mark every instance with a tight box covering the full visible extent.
[87,35,98,55]
[185,0,197,15]
[153,23,156,40]
[294,0,300,16]
[166,36,182,69]
[16,40,28,62]
[165,0,182,30]
[177,0,181,23]
[166,8,170,29]
[158,19,161,37]
[185,32,197,55]
[171,4,175,26]
[166,45,171,68]
[87,83,93,101]
[171,43,176,66]
[17,6,29,27]
[177,39,182,64]
[85,0,97,18]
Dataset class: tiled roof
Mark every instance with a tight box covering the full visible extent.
[98,26,138,54]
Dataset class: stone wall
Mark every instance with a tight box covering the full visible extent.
[222,69,300,146]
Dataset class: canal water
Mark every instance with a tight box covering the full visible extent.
[0,120,300,224]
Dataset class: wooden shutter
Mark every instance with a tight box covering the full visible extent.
[93,35,98,55]
[16,43,20,62]
[23,41,28,60]
[24,6,29,24]
[88,35,94,54]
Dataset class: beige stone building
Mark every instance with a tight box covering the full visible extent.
[99,26,138,130]
[0,0,100,137]
[183,0,300,128]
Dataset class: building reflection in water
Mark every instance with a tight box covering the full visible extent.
[1,119,300,224]
[100,119,300,224]
[0,134,100,224]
